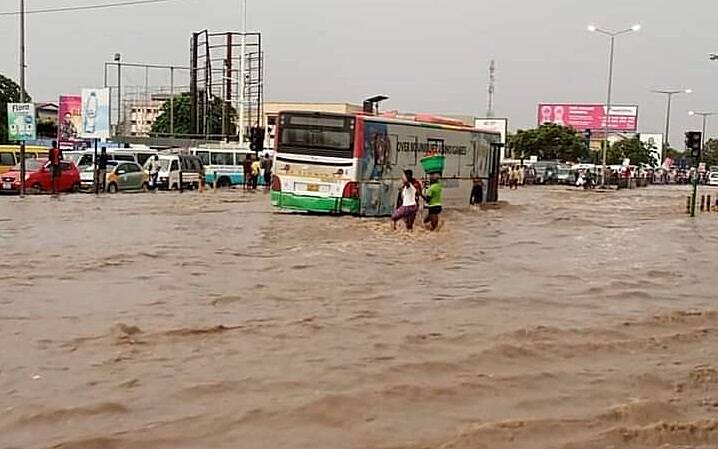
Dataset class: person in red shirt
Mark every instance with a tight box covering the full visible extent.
[48,141,63,195]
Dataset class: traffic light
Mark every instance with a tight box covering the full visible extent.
[685,131,702,159]
[250,126,265,152]
[583,129,592,149]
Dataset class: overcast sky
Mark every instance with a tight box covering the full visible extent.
[1,0,717,144]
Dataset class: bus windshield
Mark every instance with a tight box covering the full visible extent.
[278,113,354,158]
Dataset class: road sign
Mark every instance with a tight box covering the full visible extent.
[7,103,36,141]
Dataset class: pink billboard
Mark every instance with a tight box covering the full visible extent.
[58,95,87,150]
[538,104,638,132]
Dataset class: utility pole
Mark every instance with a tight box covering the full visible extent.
[238,0,248,145]
[19,0,26,196]
[486,60,495,118]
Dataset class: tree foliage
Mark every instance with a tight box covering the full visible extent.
[0,73,31,143]
[607,137,657,167]
[151,92,236,137]
[36,119,58,139]
[703,138,718,168]
[507,123,588,162]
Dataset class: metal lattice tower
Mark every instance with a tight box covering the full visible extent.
[190,30,263,142]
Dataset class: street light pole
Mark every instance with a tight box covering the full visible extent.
[588,23,640,188]
[688,111,717,149]
[652,89,692,150]
[19,0,26,196]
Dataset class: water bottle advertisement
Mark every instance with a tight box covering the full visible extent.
[80,88,110,139]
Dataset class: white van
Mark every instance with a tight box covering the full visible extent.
[144,154,203,190]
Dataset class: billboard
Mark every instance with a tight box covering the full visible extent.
[640,133,664,167]
[538,104,638,132]
[7,103,36,141]
[474,118,508,160]
[80,88,110,139]
[58,95,83,150]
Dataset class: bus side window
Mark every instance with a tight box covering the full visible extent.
[196,151,210,166]
[170,160,179,172]
[0,152,15,166]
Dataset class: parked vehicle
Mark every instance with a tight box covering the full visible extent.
[533,161,560,184]
[106,162,150,193]
[191,147,254,188]
[0,145,49,174]
[143,154,203,190]
[556,164,575,185]
[708,172,718,186]
[0,158,80,194]
[65,148,158,169]
[79,161,118,191]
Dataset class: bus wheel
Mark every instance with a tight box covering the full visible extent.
[217,177,231,188]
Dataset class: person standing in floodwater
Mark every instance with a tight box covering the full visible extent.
[242,154,253,190]
[48,141,62,195]
[423,172,443,231]
[96,147,108,193]
[470,178,484,206]
[391,170,420,231]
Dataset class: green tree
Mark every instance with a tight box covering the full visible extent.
[703,138,718,168]
[665,147,684,161]
[151,92,236,137]
[507,123,588,162]
[606,137,657,167]
[0,73,31,143]
[36,119,57,140]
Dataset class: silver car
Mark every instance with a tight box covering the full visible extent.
[106,162,149,193]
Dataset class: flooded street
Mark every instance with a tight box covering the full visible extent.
[1,186,718,449]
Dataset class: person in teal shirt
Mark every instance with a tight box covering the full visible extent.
[423,173,443,231]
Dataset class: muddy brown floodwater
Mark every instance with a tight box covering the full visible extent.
[1,186,718,449]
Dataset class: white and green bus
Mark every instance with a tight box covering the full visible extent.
[270,111,501,216]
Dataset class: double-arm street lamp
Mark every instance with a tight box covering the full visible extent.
[688,111,717,148]
[588,23,641,187]
[651,89,692,151]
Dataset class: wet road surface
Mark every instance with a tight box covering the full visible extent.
[1,186,717,449]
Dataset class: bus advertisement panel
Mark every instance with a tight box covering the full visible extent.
[271,112,500,216]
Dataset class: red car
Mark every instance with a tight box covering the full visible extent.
[0,158,80,194]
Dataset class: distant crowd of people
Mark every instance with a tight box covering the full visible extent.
[500,165,526,189]
[241,153,273,191]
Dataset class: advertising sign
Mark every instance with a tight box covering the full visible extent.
[80,88,110,139]
[474,118,508,160]
[538,104,638,132]
[58,95,83,150]
[639,133,664,167]
[7,103,36,141]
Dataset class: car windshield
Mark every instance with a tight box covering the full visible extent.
[13,159,44,171]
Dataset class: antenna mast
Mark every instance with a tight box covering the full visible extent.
[487,59,496,118]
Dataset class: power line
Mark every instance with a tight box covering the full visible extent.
[0,0,187,16]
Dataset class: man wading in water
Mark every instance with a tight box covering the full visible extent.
[391,170,421,231]
[423,172,443,231]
